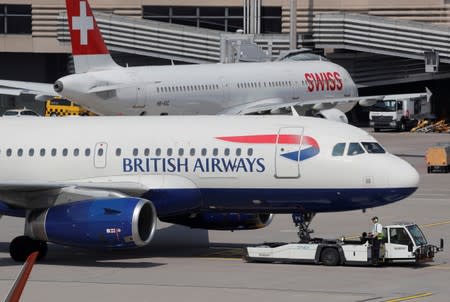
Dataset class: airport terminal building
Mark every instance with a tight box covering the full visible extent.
[1,0,450,120]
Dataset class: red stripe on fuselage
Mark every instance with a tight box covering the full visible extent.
[216,135,300,144]
[216,135,320,149]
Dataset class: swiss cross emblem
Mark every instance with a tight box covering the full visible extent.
[72,1,94,45]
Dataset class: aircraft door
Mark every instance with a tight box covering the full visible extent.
[94,142,108,168]
[220,76,230,106]
[275,127,303,178]
[134,85,147,109]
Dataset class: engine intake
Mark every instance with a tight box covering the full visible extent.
[25,198,157,248]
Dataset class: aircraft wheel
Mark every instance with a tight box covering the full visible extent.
[321,248,340,266]
[9,236,47,262]
[35,240,48,261]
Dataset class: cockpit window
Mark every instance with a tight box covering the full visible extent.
[347,143,365,156]
[332,143,345,156]
[361,142,386,154]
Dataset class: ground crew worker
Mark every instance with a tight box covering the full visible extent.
[369,216,383,264]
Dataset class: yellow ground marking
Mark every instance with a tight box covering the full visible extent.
[385,292,432,302]
[420,220,450,228]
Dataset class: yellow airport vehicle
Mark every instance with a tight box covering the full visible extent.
[45,97,95,117]
[426,143,450,173]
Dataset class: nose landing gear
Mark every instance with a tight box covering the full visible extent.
[292,212,315,243]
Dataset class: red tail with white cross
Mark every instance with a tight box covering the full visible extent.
[65,0,119,72]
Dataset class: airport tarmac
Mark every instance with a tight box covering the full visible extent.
[1,129,449,302]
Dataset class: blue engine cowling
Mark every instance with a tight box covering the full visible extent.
[162,213,273,230]
[25,198,157,248]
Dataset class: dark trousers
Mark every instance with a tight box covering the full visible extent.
[372,238,381,262]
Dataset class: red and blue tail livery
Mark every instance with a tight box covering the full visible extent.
[216,134,320,161]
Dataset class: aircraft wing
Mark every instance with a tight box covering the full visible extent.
[0,79,58,100]
[0,175,197,210]
[220,89,431,115]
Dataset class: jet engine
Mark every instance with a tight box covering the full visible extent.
[25,198,157,248]
[316,108,349,123]
[163,213,273,230]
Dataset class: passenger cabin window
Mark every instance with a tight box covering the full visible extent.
[116,148,122,156]
[212,148,218,156]
[156,148,161,156]
[247,148,253,156]
[74,148,80,156]
[144,148,150,156]
[133,148,139,156]
[178,148,184,156]
[6,149,11,157]
[236,148,242,156]
[362,142,386,154]
[98,148,104,156]
[201,148,207,156]
[332,143,345,156]
[224,148,230,156]
[190,148,195,156]
[347,143,365,156]
[17,149,23,157]
[62,148,68,157]
[28,148,34,157]
[85,148,91,157]
[167,148,173,156]
[40,148,45,157]
[51,148,57,157]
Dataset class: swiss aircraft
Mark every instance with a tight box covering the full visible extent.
[0,0,429,122]
[0,115,419,261]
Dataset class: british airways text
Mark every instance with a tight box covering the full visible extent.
[123,157,266,173]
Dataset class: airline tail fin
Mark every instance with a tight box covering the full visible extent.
[66,0,120,73]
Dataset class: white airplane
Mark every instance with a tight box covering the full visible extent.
[0,0,430,122]
[0,115,419,261]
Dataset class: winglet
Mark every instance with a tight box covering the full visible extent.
[65,0,119,73]
[4,252,38,302]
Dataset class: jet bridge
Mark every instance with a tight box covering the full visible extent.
[57,11,301,64]
[313,13,450,64]
[312,13,450,86]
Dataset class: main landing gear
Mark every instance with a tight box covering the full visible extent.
[9,236,47,262]
[292,212,316,243]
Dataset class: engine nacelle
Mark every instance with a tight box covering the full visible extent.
[163,213,273,230]
[317,108,349,123]
[25,198,157,248]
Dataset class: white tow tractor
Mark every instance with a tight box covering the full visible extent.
[244,223,443,266]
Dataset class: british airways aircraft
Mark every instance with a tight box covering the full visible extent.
[0,115,418,261]
[0,0,429,122]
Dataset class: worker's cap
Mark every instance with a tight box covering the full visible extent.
[371,216,378,221]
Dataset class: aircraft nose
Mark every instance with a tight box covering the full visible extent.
[388,155,420,191]
[54,80,63,93]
